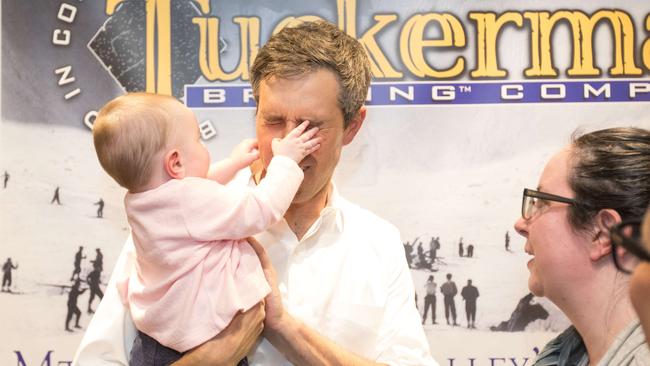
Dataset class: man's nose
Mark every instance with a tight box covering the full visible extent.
[283,121,300,136]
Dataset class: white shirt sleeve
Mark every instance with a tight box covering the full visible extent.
[72,236,137,366]
[375,228,439,366]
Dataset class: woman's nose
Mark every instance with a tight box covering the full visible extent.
[514,216,529,238]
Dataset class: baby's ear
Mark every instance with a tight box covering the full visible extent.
[589,208,622,261]
[164,149,185,179]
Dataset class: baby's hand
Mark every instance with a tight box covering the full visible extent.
[271,121,322,163]
[230,138,260,168]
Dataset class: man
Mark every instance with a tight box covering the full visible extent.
[3,170,8,188]
[51,186,61,205]
[2,257,18,292]
[66,279,86,332]
[70,246,85,281]
[422,275,437,325]
[74,20,436,366]
[461,279,479,329]
[440,273,459,326]
[417,241,427,268]
[94,198,105,218]
[86,267,104,314]
[91,248,103,272]
[429,236,439,265]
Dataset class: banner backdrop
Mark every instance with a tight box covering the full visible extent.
[2,0,650,365]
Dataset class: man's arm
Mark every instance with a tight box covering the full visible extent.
[248,238,387,366]
[264,313,387,366]
[173,302,266,366]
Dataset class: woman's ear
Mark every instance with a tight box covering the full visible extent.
[589,208,622,261]
[164,149,185,179]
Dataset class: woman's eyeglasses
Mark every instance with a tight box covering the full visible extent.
[521,188,577,220]
[610,220,650,274]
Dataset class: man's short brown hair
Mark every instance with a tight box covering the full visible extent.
[250,20,371,127]
[92,93,177,191]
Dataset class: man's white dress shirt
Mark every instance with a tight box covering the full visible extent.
[73,171,436,366]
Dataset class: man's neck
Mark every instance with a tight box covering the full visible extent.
[284,185,330,241]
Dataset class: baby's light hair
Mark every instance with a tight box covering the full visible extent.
[93,93,179,191]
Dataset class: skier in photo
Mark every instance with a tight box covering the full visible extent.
[86,267,104,314]
[65,279,87,332]
[70,246,86,281]
[441,273,459,326]
[94,198,105,218]
[3,170,9,189]
[2,258,18,292]
[422,275,437,325]
[461,279,480,329]
[91,248,103,272]
[51,186,61,205]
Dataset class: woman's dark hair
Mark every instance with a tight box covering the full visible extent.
[568,127,650,229]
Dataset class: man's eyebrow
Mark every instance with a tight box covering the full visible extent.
[301,119,324,127]
[261,113,284,121]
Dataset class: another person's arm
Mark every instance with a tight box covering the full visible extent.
[208,138,260,185]
[208,121,321,185]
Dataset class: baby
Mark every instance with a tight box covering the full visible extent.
[92,93,321,365]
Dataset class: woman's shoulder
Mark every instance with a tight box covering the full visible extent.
[600,320,649,366]
[533,326,586,366]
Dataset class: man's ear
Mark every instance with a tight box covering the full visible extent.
[589,208,622,261]
[342,106,366,146]
[164,149,185,179]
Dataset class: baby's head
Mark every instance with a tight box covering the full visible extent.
[93,93,209,192]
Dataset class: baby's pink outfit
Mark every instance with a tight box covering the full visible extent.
[119,156,303,352]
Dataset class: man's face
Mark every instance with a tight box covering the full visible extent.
[255,68,363,206]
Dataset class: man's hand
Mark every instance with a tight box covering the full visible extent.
[271,121,322,163]
[230,138,260,169]
[247,237,286,331]
[173,301,265,366]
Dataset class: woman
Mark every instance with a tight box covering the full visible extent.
[514,127,650,365]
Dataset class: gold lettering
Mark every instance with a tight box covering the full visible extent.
[273,16,324,34]
[359,15,402,78]
[193,0,210,14]
[524,10,641,77]
[400,13,465,78]
[469,12,523,78]
[333,0,401,79]
[106,0,209,94]
[105,0,125,15]
[337,0,356,37]
[194,17,261,81]
[642,14,650,71]
[145,0,171,94]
